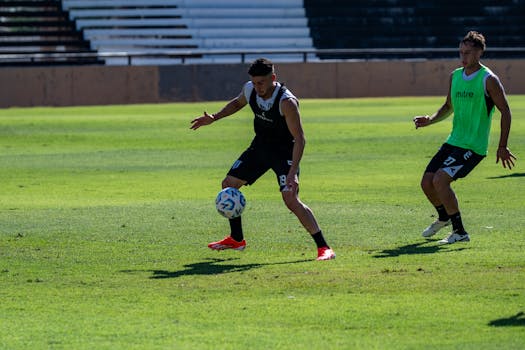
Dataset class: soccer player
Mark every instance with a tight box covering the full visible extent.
[413,31,516,244]
[190,58,335,261]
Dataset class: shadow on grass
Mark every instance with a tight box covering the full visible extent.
[487,172,525,179]
[122,257,311,279]
[373,240,468,258]
[488,312,525,327]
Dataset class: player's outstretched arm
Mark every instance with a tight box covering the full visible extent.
[413,73,453,129]
[190,92,247,130]
[413,115,433,128]
[190,111,215,130]
[413,102,453,129]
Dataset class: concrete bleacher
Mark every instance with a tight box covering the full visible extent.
[0,0,101,66]
[304,0,525,59]
[62,0,314,65]
[6,0,521,66]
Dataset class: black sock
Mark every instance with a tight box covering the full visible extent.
[312,231,329,249]
[435,205,449,222]
[229,216,243,242]
[449,212,466,234]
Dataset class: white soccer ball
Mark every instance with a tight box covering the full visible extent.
[215,187,246,219]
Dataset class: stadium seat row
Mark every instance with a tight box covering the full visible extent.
[62,0,315,65]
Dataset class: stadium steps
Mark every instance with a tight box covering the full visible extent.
[62,0,314,65]
[304,0,525,59]
[0,0,103,66]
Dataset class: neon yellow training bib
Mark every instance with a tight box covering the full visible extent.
[446,64,496,156]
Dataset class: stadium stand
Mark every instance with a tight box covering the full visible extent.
[304,0,525,59]
[1,0,523,66]
[62,0,314,65]
[0,0,101,66]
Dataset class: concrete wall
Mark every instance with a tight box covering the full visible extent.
[1,59,523,108]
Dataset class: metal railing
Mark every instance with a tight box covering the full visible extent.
[1,47,524,65]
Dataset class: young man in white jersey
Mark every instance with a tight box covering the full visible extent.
[190,58,335,261]
[413,31,516,244]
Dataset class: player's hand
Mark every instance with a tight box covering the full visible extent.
[284,173,299,193]
[413,115,431,129]
[190,111,215,130]
[496,147,517,169]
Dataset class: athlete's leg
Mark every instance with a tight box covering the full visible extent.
[431,169,459,215]
[271,149,334,259]
[431,169,468,236]
[432,169,459,215]
[419,146,454,237]
[421,171,442,207]
[282,189,334,259]
[281,189,321,235]
[220,175,247,242]
[221,175,247,189]
[219,144,267,246]
[420,144,454,223]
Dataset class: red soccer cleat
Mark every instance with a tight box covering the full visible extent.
[316,247,336,261]
[208,236,246,251]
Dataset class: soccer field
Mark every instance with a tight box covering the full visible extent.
[0,97,524,349]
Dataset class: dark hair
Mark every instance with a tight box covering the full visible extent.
[461,31,486,51]
[248,58,274,77]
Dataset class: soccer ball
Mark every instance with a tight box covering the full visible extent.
[215,187,246,219]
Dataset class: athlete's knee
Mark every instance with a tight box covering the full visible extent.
[282,191,301,211]
[432,170,453,190]
[221,176,244,189]
[221,178,232,189]
[421,173,435,192]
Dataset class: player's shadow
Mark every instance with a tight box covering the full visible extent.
[122,257,310,279]
[488,312,525,327]
[373,241,468,258]
[487,172,525,179]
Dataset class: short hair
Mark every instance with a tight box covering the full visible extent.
[461,31,486,51]
[248,58,274,77]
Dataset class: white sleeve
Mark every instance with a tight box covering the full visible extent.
[243,81,254,100]
[279,88,298,115]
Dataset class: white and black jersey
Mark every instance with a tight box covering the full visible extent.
[243,81,297,146]
[226,82,299,189]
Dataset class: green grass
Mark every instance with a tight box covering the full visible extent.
[0,97,524,349]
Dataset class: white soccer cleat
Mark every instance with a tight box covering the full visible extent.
[422,219,451,238]
[438,232,470,245]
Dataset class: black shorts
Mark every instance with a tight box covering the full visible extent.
[227,141,295,191]
[425,143,485,179]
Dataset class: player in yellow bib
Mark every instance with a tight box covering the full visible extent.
[413,31,516,244]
